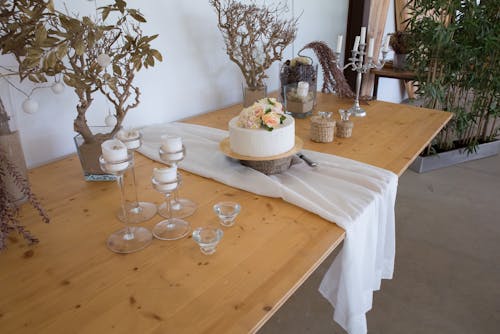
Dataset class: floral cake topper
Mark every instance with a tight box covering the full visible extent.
[238,98,286,131]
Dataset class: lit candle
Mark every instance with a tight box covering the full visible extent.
[367,38,375,58]
[101,139,128,172]
[336,35,343,53]
[383,36,390,52]
[297,81,309,98]
[116,129,141,150]
[160,135,183,161]
[353,36,360,51]
[360,27,367,44]
[153,166,178,191]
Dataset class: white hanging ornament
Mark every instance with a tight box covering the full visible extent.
[97,53,112,67]
[105,114,117,127]
[51,82,65,94]
[22,98,39,114]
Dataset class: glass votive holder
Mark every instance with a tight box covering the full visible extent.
[213,202,241,227]
[192,227,223,255]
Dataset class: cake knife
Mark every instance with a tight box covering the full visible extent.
[296,153,318,167]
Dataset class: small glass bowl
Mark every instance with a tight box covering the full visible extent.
[213,202,241,227]
[192,227,223,255]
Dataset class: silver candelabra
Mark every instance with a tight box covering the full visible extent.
[334,43,388,117]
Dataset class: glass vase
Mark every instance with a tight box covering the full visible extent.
[242,85,267,107]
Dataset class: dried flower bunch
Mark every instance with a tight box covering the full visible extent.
[0,146,50,250]
[280,56,317,94]
[210,0,298,88]
[0,0,162,144]
[300,41,354,98]
[389,31,410,54]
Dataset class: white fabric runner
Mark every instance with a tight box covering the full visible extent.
[138,122,398,334]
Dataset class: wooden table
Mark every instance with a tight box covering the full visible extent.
[0,94,451,334]
[371,64,417,99]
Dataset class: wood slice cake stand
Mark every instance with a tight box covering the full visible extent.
[219,137,304,175]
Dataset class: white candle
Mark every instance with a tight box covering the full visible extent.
[160,135,183,161]
[353,36,360,51]
[101,139,128,172]
[336,35,343,53]
[153,166,178,191]
[360,27,367,44]
[296,81,309,98]
[367,38,375,58]
[116,129,141,150]
[383,35,390,52]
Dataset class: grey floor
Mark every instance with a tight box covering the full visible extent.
[260,154,500,334]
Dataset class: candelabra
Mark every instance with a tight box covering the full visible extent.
[334,43,388,117]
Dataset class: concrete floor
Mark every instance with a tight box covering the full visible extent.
[260,154,500,334]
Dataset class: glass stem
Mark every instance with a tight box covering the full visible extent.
[164,192,172,219]
[129,151,142,212]
[117,174,134,239]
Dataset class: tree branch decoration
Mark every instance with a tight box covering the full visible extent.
[210,0,298,89]
[0,0,163,144]
[299,41,354,98]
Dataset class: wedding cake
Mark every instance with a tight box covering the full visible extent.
[229,98,295,157]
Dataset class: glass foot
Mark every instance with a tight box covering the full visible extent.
[106,226,153,254]
[117,201,157,224]
[348,105,366,117]
[158,198,197,219]
[153,218,190,240]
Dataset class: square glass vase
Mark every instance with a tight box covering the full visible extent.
[74,127,116,181]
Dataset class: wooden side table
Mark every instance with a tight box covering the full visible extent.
[371,63,417,99]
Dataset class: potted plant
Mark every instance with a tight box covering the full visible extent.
[210,0,298,107]
[0,0,162,179]
[389,31,410,70]
[405,0,499,172]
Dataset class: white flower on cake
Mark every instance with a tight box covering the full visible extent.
[237,98,286,131]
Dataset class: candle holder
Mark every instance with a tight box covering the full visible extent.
[116,131,157,224]
[334,44,388,117]
[158,145,197,218]
[151,174,191,240]
[99,154,153,254]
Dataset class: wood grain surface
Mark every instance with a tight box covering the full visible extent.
[0,93,451,334]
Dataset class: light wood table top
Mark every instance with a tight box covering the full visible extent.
[0,94,451,334]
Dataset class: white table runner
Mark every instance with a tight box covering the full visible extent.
[138,122,398,334]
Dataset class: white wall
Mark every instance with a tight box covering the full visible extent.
[1,0,349,167]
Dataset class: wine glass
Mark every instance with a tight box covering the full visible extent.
[99,148,152,254]
[158,135,197,218]
[151,166,191,240]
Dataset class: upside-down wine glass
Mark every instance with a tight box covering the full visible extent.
[151,165,191,240]
[115,129,157,223]
[158,135,197,218]
[99,139,153,253]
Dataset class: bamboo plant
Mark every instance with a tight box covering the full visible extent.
[405,0,499,153]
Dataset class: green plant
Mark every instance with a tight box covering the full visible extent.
[405,0,499,153]
[389,31,410,54]
[0,0,162,144]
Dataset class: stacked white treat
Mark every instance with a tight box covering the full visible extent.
[229,98,295,157]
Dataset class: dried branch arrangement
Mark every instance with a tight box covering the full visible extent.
[0,0,162,144]
[300,41,354,98]
[0,145,50,251]
[210,0,298,88]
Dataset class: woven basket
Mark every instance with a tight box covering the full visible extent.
[336,120,354,138]
[241,156,293,175]
[310,116,336,143]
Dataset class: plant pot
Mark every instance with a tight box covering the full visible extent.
[74,127,115,181]
[0,131,28,204]
[243,85,267,107]
[409,140,500,173]
[393,53,408,70]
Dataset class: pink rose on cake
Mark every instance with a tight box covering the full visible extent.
[238,98,286,131]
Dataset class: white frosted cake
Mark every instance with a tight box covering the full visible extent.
[229,98,295,157]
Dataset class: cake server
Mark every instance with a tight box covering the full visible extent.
[296,153,318,167]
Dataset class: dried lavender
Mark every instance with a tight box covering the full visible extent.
[0,147,49,251]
